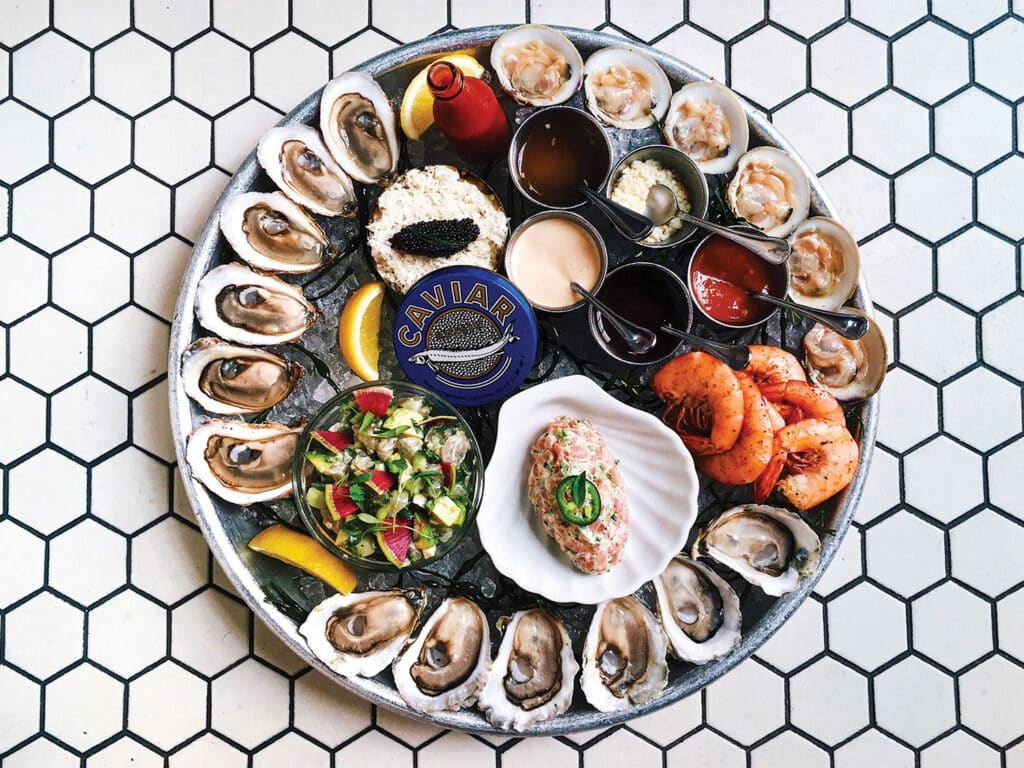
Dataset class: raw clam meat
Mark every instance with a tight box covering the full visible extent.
[787,216,860,310]
[692,504,821,596]
[300,590,425,679]
[320,71,399,186]
[580,596,668,712]
[663,82,749,174]
[194,262,319,346]
[220,191,330,274]
[490,24,583,106]
[186,419,302,504]
[257,124,357,217]
[583,46,671,129]
[477,609,578,731]
[392,597,491,712]
[726,147,810,237]
[180,337,302,415]
[653,555,741,664]
[803,311,887,402]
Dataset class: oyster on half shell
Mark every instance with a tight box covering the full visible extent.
[653,555,741,664]
[181,337,302,415]
[580,596,668,712]
[194,262,319,346]
[477,609,578,731]
[186,419,302,504]
[300,590,426,679]
[257,124,357,217]
[320,71,399,186]
[220,191,331,274]
[392,597,491,712]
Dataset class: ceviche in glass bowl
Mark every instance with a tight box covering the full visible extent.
[292,381,483,571]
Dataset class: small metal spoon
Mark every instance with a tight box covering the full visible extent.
[748,292,870,340]
[576,182,654,242]
[658,325,752,371]
[645,183,792,265]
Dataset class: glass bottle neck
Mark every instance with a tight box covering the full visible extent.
[427,61,465,101]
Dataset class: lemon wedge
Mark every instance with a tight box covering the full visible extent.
[248,524,357,595]
[338,281,385,381]
[400,54,486,140]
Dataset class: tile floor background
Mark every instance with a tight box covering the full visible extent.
[1,0,1023,765]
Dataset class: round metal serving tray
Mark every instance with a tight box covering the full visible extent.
[169,26,879,735]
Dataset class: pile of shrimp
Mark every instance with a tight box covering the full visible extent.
[650,347,859,511]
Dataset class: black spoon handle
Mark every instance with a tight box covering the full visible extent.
[749,293,870,340]
[659,325,752,371]
[576,183,654,242]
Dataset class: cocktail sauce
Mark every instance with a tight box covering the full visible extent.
[690,235,787,325]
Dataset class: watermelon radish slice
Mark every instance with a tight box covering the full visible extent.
[312,430,353,454]
[354,386,393,417]
[324,484,358,521]
[440,461,456,492]
[367,469,396,494]
[376,517,412,566]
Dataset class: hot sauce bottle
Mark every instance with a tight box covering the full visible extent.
[427,61,511,163]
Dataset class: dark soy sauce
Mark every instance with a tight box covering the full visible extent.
[596,263,691,364]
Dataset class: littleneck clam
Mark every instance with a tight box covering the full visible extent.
[186,419,302,504]
[320,71,399,186]
[727,147,810,238]
[653,555,741,664]
[257,124,357,217]
[583,46,671,129]
[477,608,578,731]
[181,337,302,415]
[490,24,583,106]
[692,504,821,596]
[662,81,749,175]
[194,262,319,346]
[220,191,331,274]
[803,312,887,402]
[580,596,668,712]
[787,217,860,311]
[392,597,491,712]
[300,590,425,679]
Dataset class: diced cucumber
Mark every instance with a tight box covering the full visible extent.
[354,536,376,558]
[412,451,429,472]
[305,486,326,509]
[383,407,423,431]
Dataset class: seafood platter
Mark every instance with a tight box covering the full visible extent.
[169,26,883,734]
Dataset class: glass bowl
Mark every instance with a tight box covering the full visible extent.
[291,380,484,572]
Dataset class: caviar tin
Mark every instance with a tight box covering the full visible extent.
[392,266,539,406]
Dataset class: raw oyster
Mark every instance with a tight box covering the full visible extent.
[186,419,301,504]
[220,191,330,274]
[300,590,425,679]
[803,311,887,402]
[692,505,821,597]
[490,24,583,106]
[392,597,491,712]
[787,216,859,310]
[726,147,810,237]
[320,71,399,186]
[181,337,302,415]
[257,124,357,217]
[580,596,668,712]
[477,609,578,731]
[583,46,671,129]
[194,262,319,346]
[663,82,749,174]
[653,555,741,664]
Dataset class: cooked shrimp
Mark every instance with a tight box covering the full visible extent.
[697,373,773,485]
[746,345,807,387]
[759,380,844,426]
[765,400,786,432]
[652,351,744,456]
[754,419,859,510]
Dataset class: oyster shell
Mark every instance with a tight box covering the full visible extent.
[257,124,357,217]
[490,24,583,106]
[194,262,319,346]
[663,82,749,174]
[803,311,887,402]
[300,590,425,679]
[692,504,821,596]
[583,46,671,129]
[392,597,491,712]
[181,337,302,415]
[186,419,301,504]
[320,71,399,186]
[580,596,668,712]
[220,191,330,274]
[477,609,578,731]
[653,555,741,664]
[787,216,860,310]
[726,147,810,237]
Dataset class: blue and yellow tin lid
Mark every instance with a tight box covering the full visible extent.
[393,266,539,406]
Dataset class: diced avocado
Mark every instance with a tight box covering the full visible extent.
[383,407,424,431]
[430,496,462,527]
[354,536,376,558]
[411,451,429,472]
[305,486,326,510]
[304,451,340,475]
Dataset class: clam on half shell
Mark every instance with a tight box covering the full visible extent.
[727,147,810,238]
[490,24,583,106]
[186,419,302,505]
[181,337,302,415]
[803,310,887,402]
[257,124,357,217]
[663,81,749,175]
[320,71,399,186]
[583,46,671,129]
[219,191,331,275]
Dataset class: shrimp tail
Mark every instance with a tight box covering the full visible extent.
[754,446,786,504]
